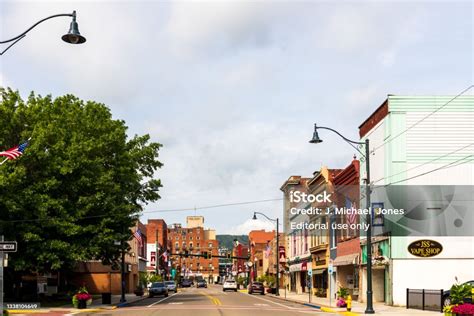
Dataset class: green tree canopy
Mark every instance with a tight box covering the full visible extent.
[0,88,162,272]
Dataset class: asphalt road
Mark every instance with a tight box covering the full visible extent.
[94,284,326,316]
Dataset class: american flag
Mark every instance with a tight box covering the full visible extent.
[346,198,357,225]
[264,241,271,258]
[0,140,29,160]
[133,228,143,247]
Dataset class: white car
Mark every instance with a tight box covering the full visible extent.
[223,279,238,292]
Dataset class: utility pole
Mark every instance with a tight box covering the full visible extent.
[120,238,126,303]
[155,229,159,276]
[0,235,4,315]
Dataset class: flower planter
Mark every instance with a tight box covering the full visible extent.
[77,300,87,309]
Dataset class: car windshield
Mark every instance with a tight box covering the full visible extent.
[165,281,175,285]
[226,280,235,283]
[152,282,164,287]
[253,282,263,286]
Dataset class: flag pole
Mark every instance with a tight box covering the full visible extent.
[0,158,8,165]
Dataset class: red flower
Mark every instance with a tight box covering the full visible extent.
[452,303,474,315]
[76,293,92,301]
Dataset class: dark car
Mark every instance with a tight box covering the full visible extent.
[196,279,207,288]
[248,282,265,295]
[443,280,474,307]
[180,279,193,288]
[149,282,168,298]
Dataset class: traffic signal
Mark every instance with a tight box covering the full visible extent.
[207,251,212,259]
[184,250,189,258]
[202,252,208,259]
[226,252,232,259]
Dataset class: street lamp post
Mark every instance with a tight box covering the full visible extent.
[0,10,86,56]
[252,212,280,296]
[309,123,374,314]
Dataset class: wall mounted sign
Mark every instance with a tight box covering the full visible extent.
[408,239,443,257]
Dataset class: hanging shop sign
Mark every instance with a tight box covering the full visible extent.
[408,239,443,258]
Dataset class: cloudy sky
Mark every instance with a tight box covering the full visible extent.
[0,0,472,235]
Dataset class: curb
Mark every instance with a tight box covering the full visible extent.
[268,295,359,315]
[115,295,149,308]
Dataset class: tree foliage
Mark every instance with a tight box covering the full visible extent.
[0,88,163,272]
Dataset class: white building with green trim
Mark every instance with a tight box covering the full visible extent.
[358,95,474,306]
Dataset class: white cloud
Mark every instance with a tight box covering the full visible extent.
[229,218,275,235]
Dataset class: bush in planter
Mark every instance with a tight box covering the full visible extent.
[3,309,9,316]
[134,285,145,296]
[450,281,473,305]
[336,298,347,307]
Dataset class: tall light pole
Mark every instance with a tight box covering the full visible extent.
[309,123,374,314]
[0,10,86,55]
[252,212,280,296]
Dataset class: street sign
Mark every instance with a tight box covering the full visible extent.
[328,264,334,274]
[0,241,17,252]
[307,269,312,277]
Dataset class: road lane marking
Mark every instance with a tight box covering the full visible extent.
[147,292,179,307]
[200,291,222,305]
[168,302,183,305]
[242,292,297,310]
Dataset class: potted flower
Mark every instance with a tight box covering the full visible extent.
[336,298,347,308]
[336,287,349,307]
[452,303,474,316]
[444,304,454,316]
[72,286,92,309]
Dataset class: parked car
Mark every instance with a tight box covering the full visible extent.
[149,282,169,298]
[223,279,237,292]
[165,281,177,293]
[248,282,265,295]
[196,279,207,288]
[443,280,474,307]
[180,279,193,288]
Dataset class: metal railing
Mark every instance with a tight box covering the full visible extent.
[406,288,443,313]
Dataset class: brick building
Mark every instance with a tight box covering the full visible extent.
[167,217,219,283]
[248,230,275,280]
[332,158,361,300]
[69,222,146,294]
[145,219,168,275]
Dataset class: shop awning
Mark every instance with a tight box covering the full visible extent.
[333,254,359,267]
[312,268,326,275]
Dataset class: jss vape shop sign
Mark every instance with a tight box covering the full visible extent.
[408,239,443,258]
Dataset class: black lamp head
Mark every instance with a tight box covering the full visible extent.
[252,212,257,220]
[62,11,86,44]
[309,124,323,144]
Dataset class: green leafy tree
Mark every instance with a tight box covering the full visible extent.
[0,88,162,273]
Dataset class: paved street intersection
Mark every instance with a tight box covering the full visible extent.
[93,285,325,316]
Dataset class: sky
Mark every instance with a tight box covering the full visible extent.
[0,0,472,235]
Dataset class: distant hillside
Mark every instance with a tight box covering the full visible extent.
[216,235,249,249]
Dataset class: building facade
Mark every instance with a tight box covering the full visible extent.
[358,95,474,305]
[167,221,219,283]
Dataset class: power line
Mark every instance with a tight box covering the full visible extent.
[0,198,283,223]
[372,143,473,184]
[371,85,474,153]
[381,154,473,187]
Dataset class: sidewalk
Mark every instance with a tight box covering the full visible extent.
[6,294,148,315]
[270,291,442,315]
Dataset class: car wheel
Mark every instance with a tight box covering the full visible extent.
[165,294,169,297]
[234,289,237,292]
[443,295,451,307]
[261,292,265,295]
[149,295,154,298]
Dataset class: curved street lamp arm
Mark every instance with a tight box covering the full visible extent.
[316,125,366,157]
[254,211,277,222]
[0,12,75,56]
[315,126,364,145]
[0,12,74,44]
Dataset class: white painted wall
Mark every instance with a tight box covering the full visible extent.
[392,258,474,305]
